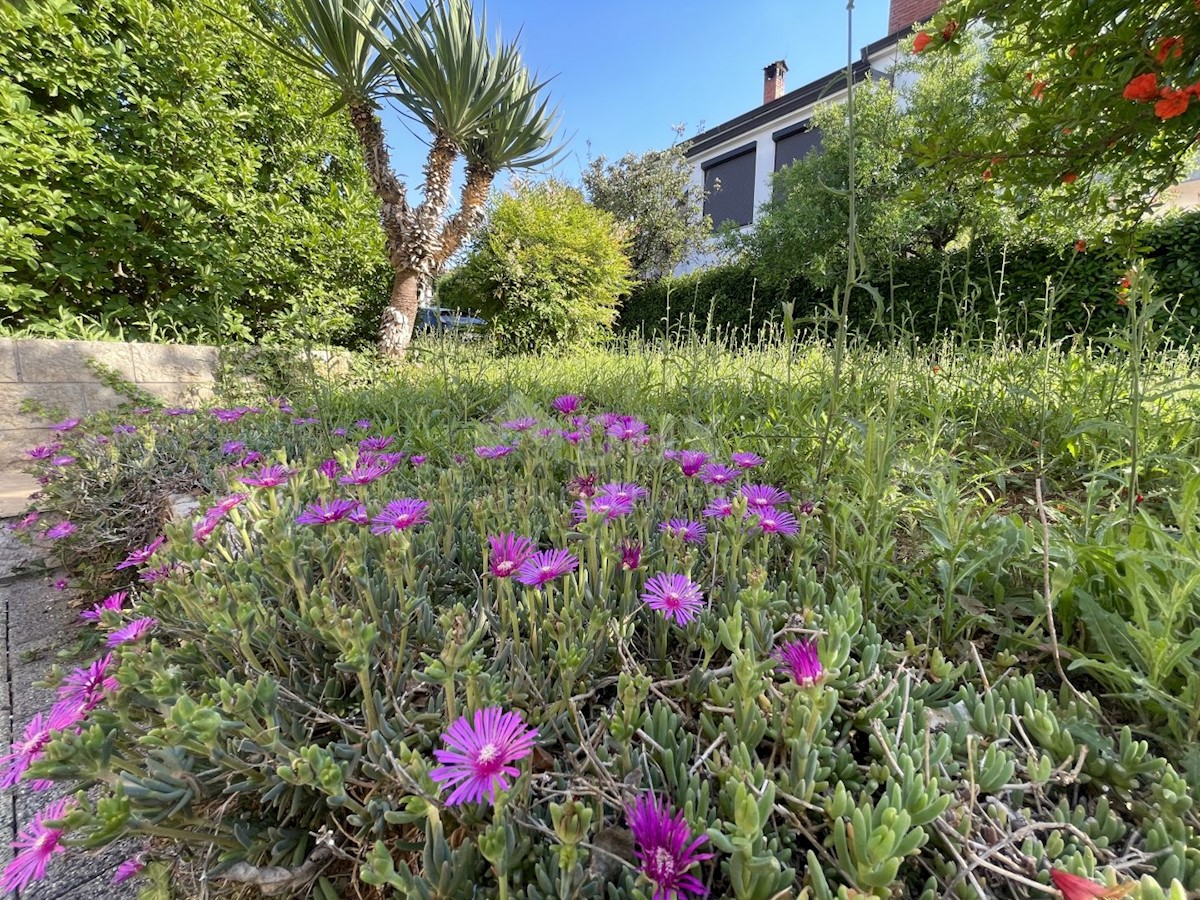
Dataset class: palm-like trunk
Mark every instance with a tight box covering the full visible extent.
[347,106,494,358]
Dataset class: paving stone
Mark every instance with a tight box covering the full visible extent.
[0,529,40,582]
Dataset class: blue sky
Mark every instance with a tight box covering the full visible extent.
[378,0,891,198]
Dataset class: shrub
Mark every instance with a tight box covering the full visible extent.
[9,395,1200,898]
[446,180,633,352]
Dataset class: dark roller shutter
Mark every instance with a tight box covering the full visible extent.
[774,123,822,171]
[702,143,756,228]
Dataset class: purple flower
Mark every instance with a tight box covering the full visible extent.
[292,417,318,425]
[58,654,118,710]
[317,458,341,478]
[749,506,799,536]
[295,499,359,525]
[675,451,710,477]
[366,452,405,472]
[214,493,247,514]
[0,703,86,789]
[50,418,81,432]
[139,562,179,583]
[559,428,589,444]
[516,548,579,587]
[133,407,153,415]
[551,394,582,415]
[221,440,246,455]
[410,454,427,467]
[739,484,791,511]
[359,435,395,452]
[501,417,538,431]
[26,444,62,460]
[113,856,145,885]
[115,536,165,570]
[233,451,264,468]
[487,533,536,578]
[212,407,251,423]
[107,617,157,647]
[702,497,734,519]
[429,707,538,805]
[164,407,196,416]
[619,539,643,571]
[597,482,649,503]
[777,638,823,686]
[11,511,39,531]
[567,473,597,499]
[699,464,740,486]
[606,416,649,441]
[640,573,705,626]
[731,452,764,469]
[355,419,372,430]
[475,445,515,460]
[626,794,713,900]
[52,578,68,591]
[339,461,390,485]
[0,798,72,892]
[369,499,430,534]
[659,519,707,545]
[332,427,347,437]
[240,464,293,488]
[348,502,369,526]
[44,522,76,540]
[81,592,127,621]
[50,455,76,467]
[113,424,137,435]
[572,494,635,523]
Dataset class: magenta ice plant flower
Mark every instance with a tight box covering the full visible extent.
[295,499,359,525]
[369,499,430,534]
[675,451,710,477]
[164,407,196,416]
[339,461,391,485]
[81,591,127,621]
[749,506,800,536]
[0,702,86,789]
[240,464,292,487]
[641,573,705,626]
[777,638,824,686]
[113,855,145,885]
[292,416,318,425]
[58,654,118,710]
[349,502,369,525]
[597,481,649,503]
[50,418,81,432]
[698,463,740,486]
[0,798,73,892]
[659,519,707,545]
[11,511,39,531]
[107,617,157,648]
[572,494,635,523]
[606,416,649,441]
[626,794,713,900]
[26,444,62,460]
[115,536,165,570]
[50,455,76,467]
[44,522,76,540]
[487,533,536,578]
[233,451,263,468]
[731,451,764,469]
[516,548,579,587]
[619,539,643,571]
[359,435,395,452]
[559,429,589,444]
[500,417,538,431]
[739,484,791,511]
[410,454,427,467]
[475,445,515,460]
[429,707,538,805]
[566,473,597,499]
[317,458,341,478]
[138,562,179,583]
[221,440,246,456]
[113,424,137,435]
[551,394,582,415]
[355,419,372,430]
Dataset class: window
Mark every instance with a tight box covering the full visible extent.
[702,143,756,228]
[773,122,822,171]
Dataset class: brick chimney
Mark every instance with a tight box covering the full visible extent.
[763,60,788,105]
[888,0,942,33]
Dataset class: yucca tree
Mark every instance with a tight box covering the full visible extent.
[256,0,559,357]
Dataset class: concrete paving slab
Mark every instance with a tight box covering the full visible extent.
[0,472,40,520]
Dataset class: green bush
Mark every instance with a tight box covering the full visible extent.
[0,0,390,347]
[443,180,632,352]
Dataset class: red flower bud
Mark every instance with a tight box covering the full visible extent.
[1075,240,1087,252]
[1062,172,1078,184]
[913,32,932,53]
[1155,36,1184,65]
[940,19,958,42]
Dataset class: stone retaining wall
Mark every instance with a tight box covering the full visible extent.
[0,338,219,467]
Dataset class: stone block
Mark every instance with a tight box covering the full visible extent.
[13,339,136,386]
[82,382,129,416]
[130,343,218,384]
[0,338,17,382]
[0,427,53,469]
[137,381,215,405]
[0,383,87,431]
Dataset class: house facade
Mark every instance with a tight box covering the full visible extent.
[682,0,941,262]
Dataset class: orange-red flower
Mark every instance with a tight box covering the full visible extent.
[1062,172,1078,184]
[1155,36,1184,65]
[1050,869,1134,900]
[1155,88,1190,119]
[913,32,932,53]
[1032,80,1049,100]
[982,168,993,180]
[1075,240,1087,252]
[1123,73,1158,102]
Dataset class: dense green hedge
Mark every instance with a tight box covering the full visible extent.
[620,213,1200,344]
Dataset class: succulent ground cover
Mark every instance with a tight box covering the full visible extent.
[4,337,1200,899]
